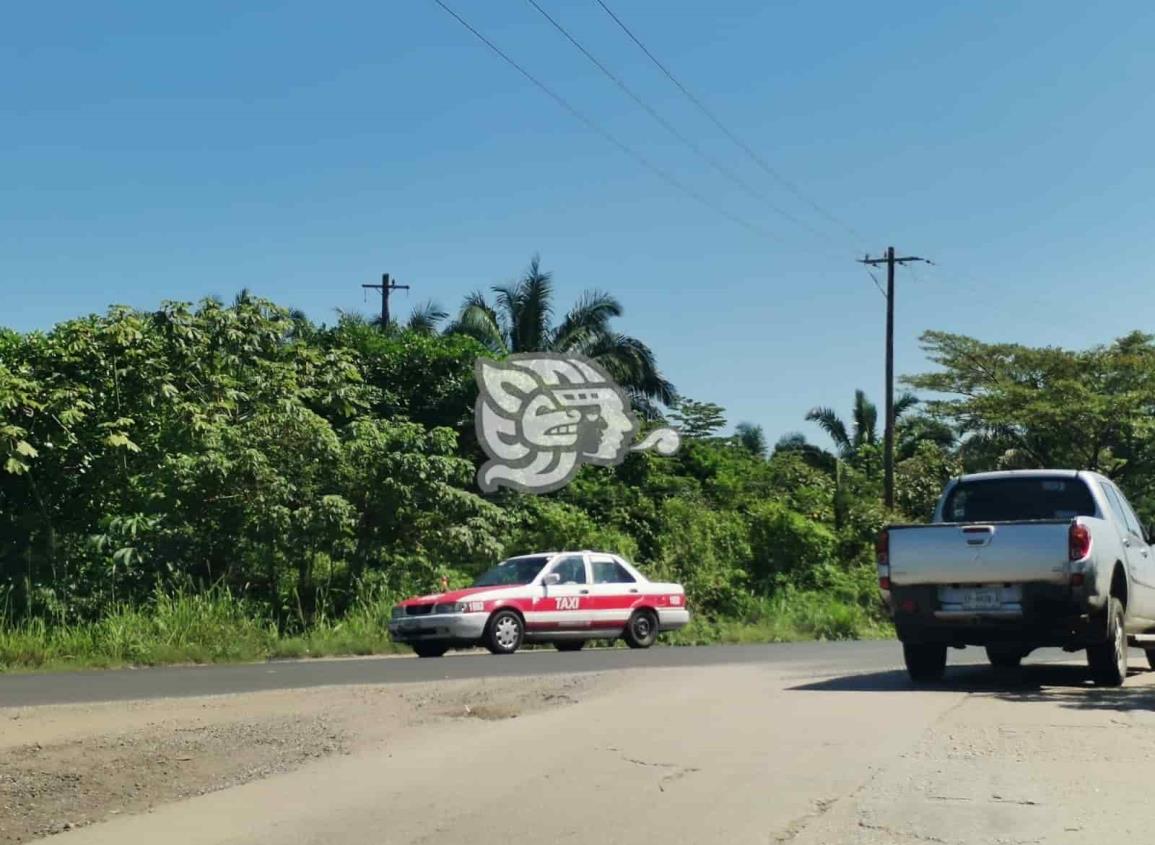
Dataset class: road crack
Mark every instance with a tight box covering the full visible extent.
[770,797,839,842]
[613,752,700,793]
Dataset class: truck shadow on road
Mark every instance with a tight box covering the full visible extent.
[789,662,1155,712]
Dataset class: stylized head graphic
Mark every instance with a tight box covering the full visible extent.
[474,353,679,494]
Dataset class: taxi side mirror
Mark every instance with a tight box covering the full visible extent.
[542,573,561,587]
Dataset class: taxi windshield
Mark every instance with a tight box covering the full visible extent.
[472,555,551,587]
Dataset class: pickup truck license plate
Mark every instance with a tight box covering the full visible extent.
[961,588,1001,611]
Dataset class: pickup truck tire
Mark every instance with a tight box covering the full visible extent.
[985,646,1024,669]
[903,642,947,682]
[1087,596,1127,687]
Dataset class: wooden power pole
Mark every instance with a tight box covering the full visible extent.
[362,273,410,327]
[858,247,930,510]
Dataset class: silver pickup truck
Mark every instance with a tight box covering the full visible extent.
[880,469,1155,685]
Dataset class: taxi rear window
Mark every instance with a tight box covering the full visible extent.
[942,477,1096,522]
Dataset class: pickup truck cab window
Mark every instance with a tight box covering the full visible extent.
[1103,482,1144,539]
[942,476,1097,522]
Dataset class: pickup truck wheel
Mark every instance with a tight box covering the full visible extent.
[623,609,659,649]
[1087,596,1127,687]
[412,642,448,658]
[484,609,524,655]
[903,642,947,682]
[985,646,1024,669]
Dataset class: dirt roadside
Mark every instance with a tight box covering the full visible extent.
[0,672,608,843]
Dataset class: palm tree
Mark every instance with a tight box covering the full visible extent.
[445,256,675,416]
[805,389,919,459]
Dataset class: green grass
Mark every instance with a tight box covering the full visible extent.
[0,587,890,673]
[665,591,891,646]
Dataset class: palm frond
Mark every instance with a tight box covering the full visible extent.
[551,289,622,351]
[805,406,852,454]
[406,300,448,335]
[894,391,920,420]
[852,389,879,445]
[511,255,553,352]
[445,291,508,354]
[583,330,676,406]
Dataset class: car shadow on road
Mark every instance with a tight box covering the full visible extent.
[789,662,1155,712]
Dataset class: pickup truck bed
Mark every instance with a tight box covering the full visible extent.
[888,519,1072,587]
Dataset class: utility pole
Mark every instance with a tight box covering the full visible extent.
[858,247,930,510]
[361,273,410,327]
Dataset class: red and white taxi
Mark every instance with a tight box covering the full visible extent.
[389,551,690,658]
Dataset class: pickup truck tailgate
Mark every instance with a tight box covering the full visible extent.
[888,521,1071,586]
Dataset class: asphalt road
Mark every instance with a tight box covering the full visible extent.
[0,640,993,707]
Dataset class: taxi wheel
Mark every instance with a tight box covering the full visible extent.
[484,609,524,655]
[623,609,659,649]
[412,643,448,658]
[555,640,585,652]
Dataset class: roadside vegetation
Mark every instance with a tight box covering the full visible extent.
[4,258,1153,670]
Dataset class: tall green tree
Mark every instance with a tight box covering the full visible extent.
[445,256,675,416]
[733,422,768,457]
[905,330,1155,514]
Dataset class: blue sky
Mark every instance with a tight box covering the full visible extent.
[3,1,1154,447]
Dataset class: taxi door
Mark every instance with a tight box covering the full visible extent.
[536,553,592,632]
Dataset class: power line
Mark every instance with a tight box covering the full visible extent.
[865,268,887,299]
[431,0,789,247]
[524,0,852,259]
[593,0,868,249]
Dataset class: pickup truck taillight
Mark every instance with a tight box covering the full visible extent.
[1069,522,1091,561]
[876,529,890,590]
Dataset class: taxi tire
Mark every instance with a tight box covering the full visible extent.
[412,643,448,658]
[555,641,585,652]
[623,609,659,649]
[484,609,524,655]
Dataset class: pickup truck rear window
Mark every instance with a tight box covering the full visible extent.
[942,477,1097,522]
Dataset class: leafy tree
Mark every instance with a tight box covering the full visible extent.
[905,330,1155,496]
[668,397,726,439]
